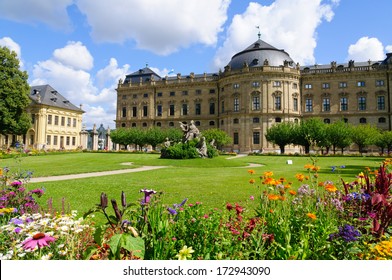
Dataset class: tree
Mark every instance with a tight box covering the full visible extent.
[109,128,130,149]
[375,130,392,154]
[144,127,165,151]
[350,124,379,154]
[265,122,295,154]
[326,120,352,154]
[201,128,232,151]
[0,46,31,136]
[293,118,326,154]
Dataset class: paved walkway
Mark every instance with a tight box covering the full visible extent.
[29,166,167,183]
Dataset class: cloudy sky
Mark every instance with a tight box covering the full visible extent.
[1,0,391,129]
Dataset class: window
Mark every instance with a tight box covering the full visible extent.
[209,121,215,126]
[252,81,260,87]
[169,104,175,116]
[122,107,127,118]
[252,96,260,110]
[324,118,331,124]
[132,107,137,117]
[322,98,330,112]
[156,122,161,127]
[67,118,71,127]
[182,90,188,96]
[121,123,126,127]
[340,97,348,111]
[376,80,385,87]
[169,122,174,127]
[53,136,58,146]
[72,137,76,146]
[131,123,136,127]
[357,81,366,87]
[170,91,175,96]
[233,132,239,145]
[293,97,298,111]
[233,83,240,89]
[209,89,215,94]
[379,117,386,123]
[377,96,385,110]
[343,118,348,123]
[359,117,367,124]
[157,92,163,97]
[61,117,65,126]
[275,117,281,123]
[157,105,162,116]
[221,101,225,113]
[122,95,127,100]
[304,84,312,89]
[31,114,35,124]
[195,121,201,126]
[143,93,148,98]
[182,104,188,115]
[305,98,313,112]
[358,97,366,111]
[234,97,239,112]
[233,118,239,124]
[339,82,347,88]
[253,117,260,123]
[292,83,298,89]
[253,132,260,144]
[322,83,330,89]
[143,105,148,117]
[73,118,76,127]
[273,81,281,87]
[47,115,52,124]
[274,96,281,110]
[132,94,137,99]
[142,123,147,127]
[209,102,215,114]
[195,103,201,115]
[66,136,70,146]
[47,135,51,145]
[195,89,202,95]
[54,116,59,125]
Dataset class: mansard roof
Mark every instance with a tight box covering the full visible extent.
[123,67,161,84]
[29,84,84,112]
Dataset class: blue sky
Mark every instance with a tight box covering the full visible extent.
[1,0,391,129]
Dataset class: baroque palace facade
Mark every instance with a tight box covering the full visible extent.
[116,39,392,153]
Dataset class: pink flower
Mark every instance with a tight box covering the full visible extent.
[22,233,56,250]
[203,214,209,219]
[249,195,255,200]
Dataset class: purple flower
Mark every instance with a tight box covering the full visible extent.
[140,188,157,204]
[329,224,361,242]
[173,198,188,209]
[10,218,23,225]
[22,233,56,250]
[14,227,21,234]
[167,207,178,215]
[331,166,336,172]
[11,181,22,187]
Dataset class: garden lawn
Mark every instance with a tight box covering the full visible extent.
[3,153,384,220]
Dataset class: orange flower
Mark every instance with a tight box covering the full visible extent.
[263,177,276,185]
[304,164,314,169]
[306,213,317,220]
[325,184,337,192]
[305,175,310,180]
[311,166,320,172]
[279,177,286,183]
[284,184,291,189]
[249,178,256,184]
[247,169,255,175]
[318,182,325,187]
[289,190,297,195]
[263,171,274,178]
[279,195,286,201]
[295,173,305,181]
[267,194,280,201]
[269,209,274,213]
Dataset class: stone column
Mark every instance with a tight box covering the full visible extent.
[79,126,89,150]
[91,124,98,151]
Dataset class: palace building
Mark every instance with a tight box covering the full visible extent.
[115,39,392,153]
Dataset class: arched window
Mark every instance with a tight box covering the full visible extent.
[132,123,136,127]
[275,117,281,123]
[209,121,215,126]
[324,118,331,124]
[359,118,367,124]
[378,117,386,123]
[195,121,201,126]
[156,122,161,127]
[233,118,239,124]
[169,122,174,127]
[121,123,126,127]
[142,122,147,127]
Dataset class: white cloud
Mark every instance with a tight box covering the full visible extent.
[0,37,23,67]
[0,0,73,30]
[213,0,339,68]
[75,0,230,55]
[347,37,385,61]
[386,45,392,54]
[31,43,129,128]
[53,41,94,70]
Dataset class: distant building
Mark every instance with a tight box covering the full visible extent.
[0,84,86,150]
[115,38,392,153]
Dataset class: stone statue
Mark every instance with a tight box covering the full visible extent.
[210,139,216,149]
[164,137,171,148]
[179,120,200,142]
[197,137,208,158]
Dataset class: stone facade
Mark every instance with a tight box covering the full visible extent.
[115,40,392,153]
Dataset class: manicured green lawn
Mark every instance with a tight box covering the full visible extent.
[2,152,386,217]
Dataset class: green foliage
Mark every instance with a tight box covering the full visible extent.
[144,127,165,150]
[202,128,232,150]
[350,124,380,154]
[292,118,326,153]
[0,46,31,135]
[375,130,392,154]
[265,122,295,154]
[326,120,352,154]
[160,140,199,159]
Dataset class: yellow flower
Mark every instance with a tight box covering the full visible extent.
[247,169,255,175]
[267,194,280,201]
[289,190,297,195]
[306,213,317,220]
[249,179,256,184]
[304,164,314,169]
[263,171,273,178]
[176,245,195,260]
[295,173,305,182]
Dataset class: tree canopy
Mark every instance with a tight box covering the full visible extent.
[0,46,31,135]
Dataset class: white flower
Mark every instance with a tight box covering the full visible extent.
[41,253,53,260]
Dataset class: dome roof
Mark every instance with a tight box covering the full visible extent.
[227,39,295,70]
